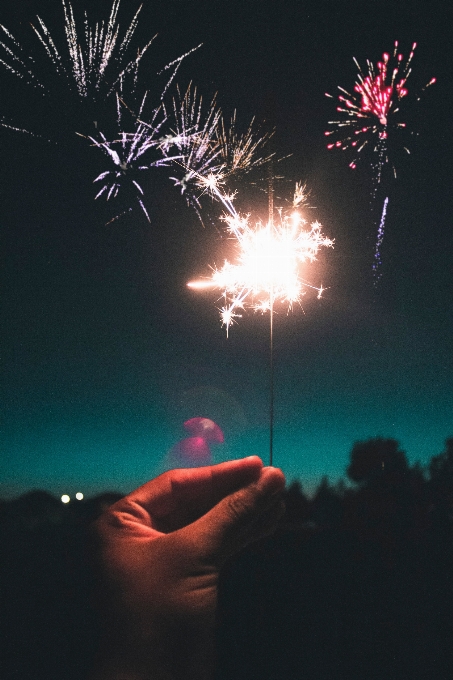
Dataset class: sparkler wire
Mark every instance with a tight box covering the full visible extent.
[268,163,275,466]
[269,284,274,466]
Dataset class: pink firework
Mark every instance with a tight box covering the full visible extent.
[325,42,435,285]
[325,42,436,170]
[357,49,409,126]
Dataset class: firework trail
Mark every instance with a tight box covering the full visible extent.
[188,182,333,335]
[325,42,435,284]
[372,196,388,284]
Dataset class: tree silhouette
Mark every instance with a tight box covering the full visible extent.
[310,476,343,526]
[429,438,453,488]
[283,481,310,526]
[428,438,453,521]
[346,437,409,490]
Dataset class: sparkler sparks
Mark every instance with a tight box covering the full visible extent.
[188,185,333,335]
[188,184,333,465]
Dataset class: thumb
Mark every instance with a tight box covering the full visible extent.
[190,467,286,565]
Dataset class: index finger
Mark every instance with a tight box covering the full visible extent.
[128,456,264,519]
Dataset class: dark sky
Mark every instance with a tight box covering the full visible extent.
[1,0,452,498]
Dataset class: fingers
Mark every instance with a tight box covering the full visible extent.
[171,456,265,516]
[127,457,264,521]
[185,466,286,565]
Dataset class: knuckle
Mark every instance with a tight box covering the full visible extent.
[225,488,256,522]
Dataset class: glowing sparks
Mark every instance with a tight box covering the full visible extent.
[168,84,274,222]
[325,41,436,170]
[0,4,274,223]
[1,0,152,99]
[77,95,181,221]
[372,196,389,284]
[0,0,201,144]
[325,42,435,285]
[77,83,271,223]
[216,110,275,176]
[167,84,223,216]
[188,186,333,334]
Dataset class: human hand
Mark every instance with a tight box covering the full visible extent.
[90,456,285,680]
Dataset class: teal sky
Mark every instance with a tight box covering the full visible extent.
[1,0,452,499]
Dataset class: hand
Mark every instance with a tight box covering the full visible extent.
[90,456,286,680]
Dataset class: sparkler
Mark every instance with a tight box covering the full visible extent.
[325,42,435,284]
[188,182,333,463]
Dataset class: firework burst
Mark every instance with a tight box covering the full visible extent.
[325,41,435,172]
[0,0,201,140]
[0,1,274,225]
[76,92,186,222]
[167,84,223,218]
[167,84,275,223]
[216,110,275,178]
[325,42,435,284]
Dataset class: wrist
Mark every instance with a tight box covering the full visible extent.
[89,624,215,680]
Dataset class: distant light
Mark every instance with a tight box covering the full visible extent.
[61,494,70,504]
[75,492,84,501]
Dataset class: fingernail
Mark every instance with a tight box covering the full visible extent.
[259,468,285,495]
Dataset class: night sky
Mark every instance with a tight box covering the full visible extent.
[1,0,452,499]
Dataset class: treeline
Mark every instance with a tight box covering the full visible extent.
[218,436,453,679]
[1,437,453,679]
